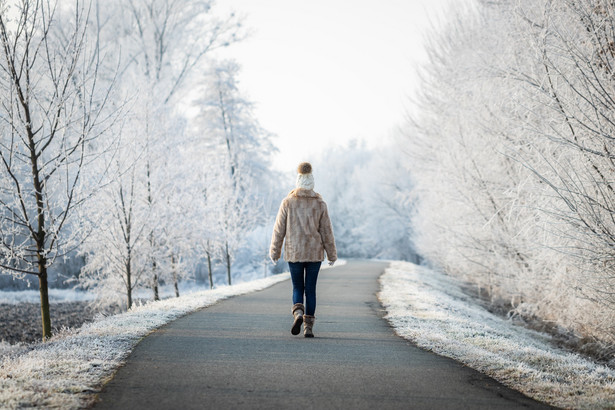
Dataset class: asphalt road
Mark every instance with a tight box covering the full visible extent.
[95,260,551,409]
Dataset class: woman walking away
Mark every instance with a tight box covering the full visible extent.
[270,162,337,338]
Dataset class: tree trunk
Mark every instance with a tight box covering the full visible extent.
[126,257,133,309]
[31,121,50,340]
[225,241,232,285]
[153,269,159,301]
[152,258,159,301]
[146,151,159,301]
[207,250,213,289]
[172,254,180,298]
[38,264,52,341]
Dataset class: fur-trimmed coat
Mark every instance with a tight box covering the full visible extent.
[270,188,337,263]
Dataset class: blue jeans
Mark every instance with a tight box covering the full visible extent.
[288,262,321,316]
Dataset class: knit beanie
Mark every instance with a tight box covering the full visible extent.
[296,162,314,190]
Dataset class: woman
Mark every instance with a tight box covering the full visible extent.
[270,162,337,338]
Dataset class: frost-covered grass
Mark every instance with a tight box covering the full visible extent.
[379,261,615,409]
[0,272,290,409]
[0,288,97,304]
[0,276,275,304]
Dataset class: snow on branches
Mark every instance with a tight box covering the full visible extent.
[406,0,615,346]
[0,0,278,335]
[0,0,120,339]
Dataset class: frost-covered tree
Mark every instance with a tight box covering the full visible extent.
[79,130,149,309]
[79,0,244,302]
[121,0,243,299]
[193,61,276,285]
[0,0,117,339]
[405,1,538,296]
[314,140,416,261]
[153,120,199,298]
[512,0,615,336]
[405,0,615,346]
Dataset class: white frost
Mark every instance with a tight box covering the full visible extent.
[379,261,615,409]
[0,288,97,304]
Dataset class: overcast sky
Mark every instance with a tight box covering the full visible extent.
[214,0,456,172]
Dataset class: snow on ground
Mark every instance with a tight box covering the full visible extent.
[0,261,346,305]
[0,288,97,304]
[0,272,291,409]
[379,261,615,409]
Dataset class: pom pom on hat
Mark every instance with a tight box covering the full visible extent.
[298,162,312,175]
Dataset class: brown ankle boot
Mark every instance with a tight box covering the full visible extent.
[291,303,304,335]
[303,315,315,338]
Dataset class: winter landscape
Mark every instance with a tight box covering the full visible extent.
[2,0,615,408]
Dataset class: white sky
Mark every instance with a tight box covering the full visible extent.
[214,0,456,172]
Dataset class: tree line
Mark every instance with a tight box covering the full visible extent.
[0,0,277,340]
[405,0,615,349]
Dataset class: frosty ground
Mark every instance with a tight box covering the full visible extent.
[0,302,99,345]
[0,283,222,344]
[1,261,614,409]
[380,262,615,409]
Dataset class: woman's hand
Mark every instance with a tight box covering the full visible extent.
[328,260,335,266]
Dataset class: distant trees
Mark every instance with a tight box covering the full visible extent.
[0,0,117,339]
[314,141,416,262]
[74,0,277,310]
[116,0,243,300]
[75,1,277,309]
[80,0,244,304]
[406,0,615,345]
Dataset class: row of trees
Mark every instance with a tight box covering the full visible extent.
[0,0,278,340]
[406,0,615,347]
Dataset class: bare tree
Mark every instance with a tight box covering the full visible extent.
[194,61,274,285]
[80,148,150,310]
[0,0,116,340]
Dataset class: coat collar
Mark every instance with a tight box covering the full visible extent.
[288,188,321,199]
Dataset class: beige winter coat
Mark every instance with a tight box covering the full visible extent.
[270,188,337,263]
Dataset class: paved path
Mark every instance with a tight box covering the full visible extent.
[95,260,550,409]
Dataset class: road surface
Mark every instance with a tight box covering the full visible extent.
[95,260,550,409]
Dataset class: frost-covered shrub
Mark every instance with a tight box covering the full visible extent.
[407,0,615,345]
